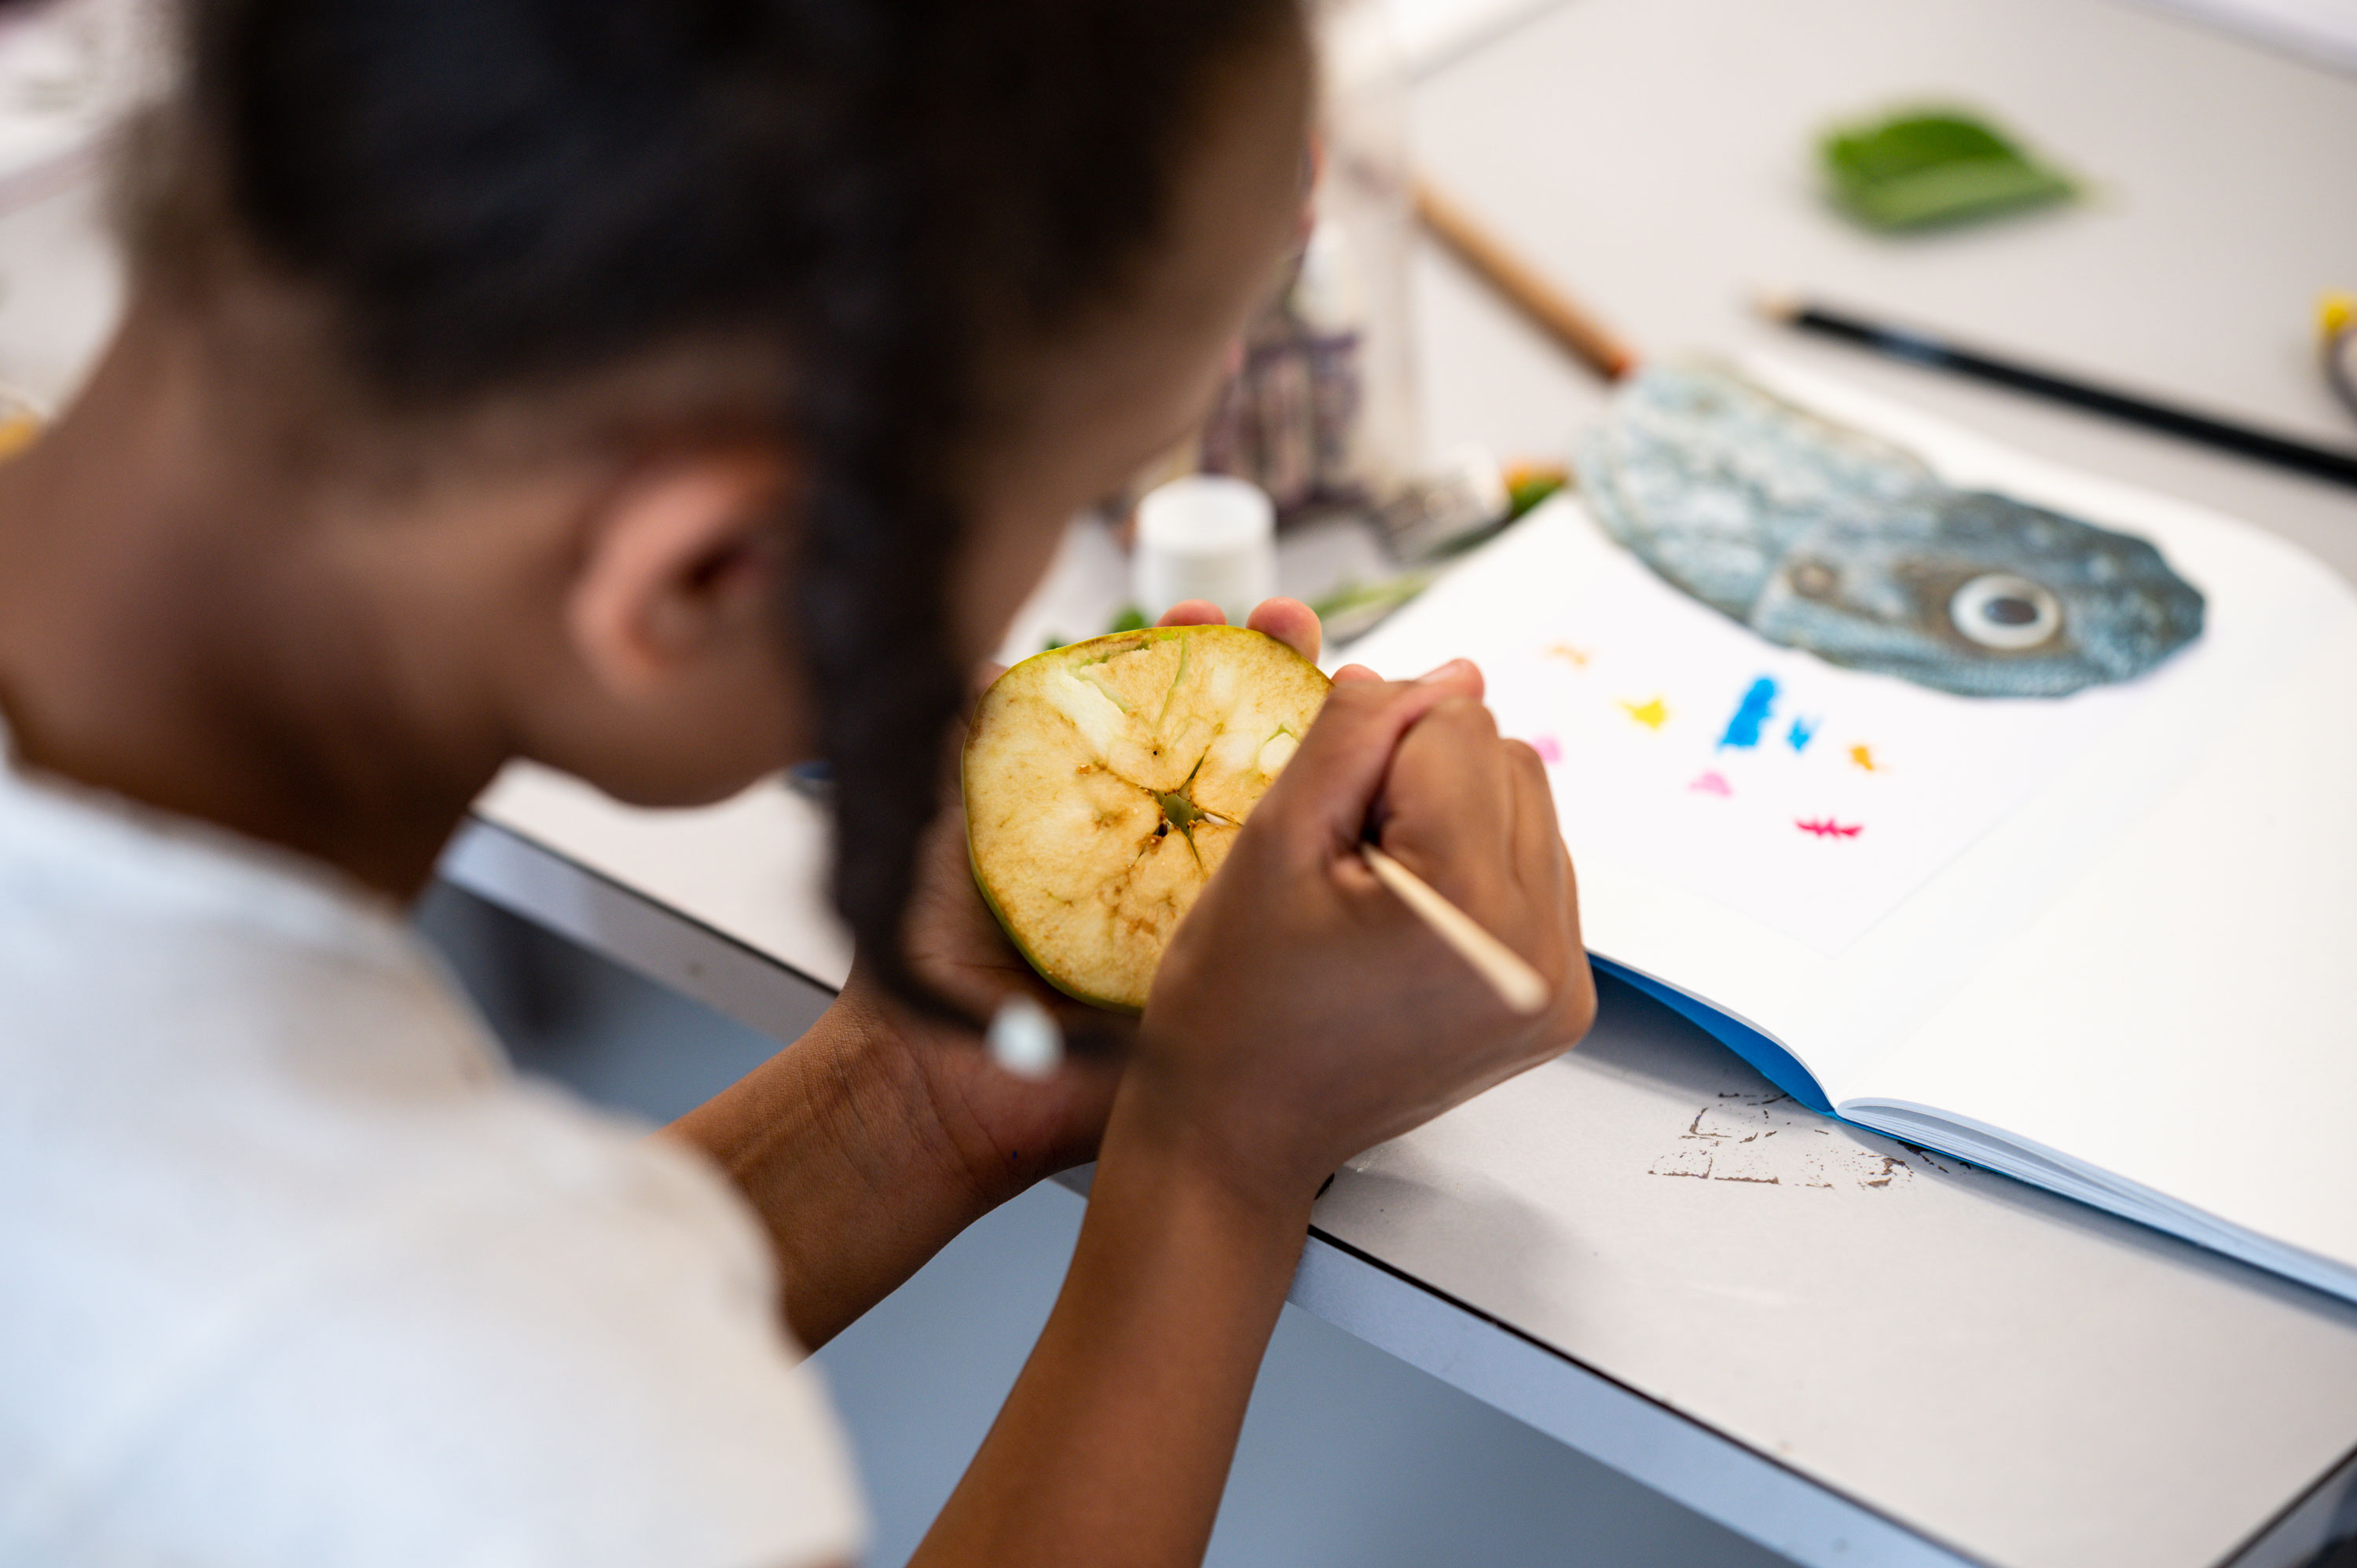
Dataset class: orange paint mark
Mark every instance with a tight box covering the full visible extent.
[1545,641,1592,669]
[1849,744,1881,772]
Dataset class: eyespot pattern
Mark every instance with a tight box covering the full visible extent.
[1949,573,2062,651]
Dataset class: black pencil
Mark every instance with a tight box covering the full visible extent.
[1754,291,2357,493]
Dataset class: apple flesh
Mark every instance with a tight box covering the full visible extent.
[963,625,1331,1012]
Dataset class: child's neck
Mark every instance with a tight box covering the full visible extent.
[0,306,507,902]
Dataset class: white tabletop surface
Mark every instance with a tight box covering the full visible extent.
[4,0,2355,1562]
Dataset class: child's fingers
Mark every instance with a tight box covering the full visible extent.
[1155,597,1321,667]
[1376,697,1518,918]
[1245,597,1319,664]
[1252,671,1485,851]
[1501,740,1576,962]
[1383,719,1588,1036]
[1427,658,1485,699]
[1497,741,1593,1045]
[1501,739,1566,903]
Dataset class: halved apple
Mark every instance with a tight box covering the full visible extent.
[963,625,1330,1011]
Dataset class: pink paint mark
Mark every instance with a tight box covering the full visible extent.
[1688,771,1732,797]
[1796,818,1864,839]
[1529,735,1563,764]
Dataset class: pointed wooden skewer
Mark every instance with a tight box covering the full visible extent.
[1358,842,1552,1016]
[1412,174,1639,383]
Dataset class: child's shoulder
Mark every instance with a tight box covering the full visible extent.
[0,757,858,1566]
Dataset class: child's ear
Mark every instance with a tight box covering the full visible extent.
[565,453,790,702]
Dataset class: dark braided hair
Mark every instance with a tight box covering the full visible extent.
[132,0,1300,1006]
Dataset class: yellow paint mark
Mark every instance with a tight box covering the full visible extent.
[0,412,41,463]
[1849,744,1880,772]
[1545,641,1592,669]
[1620,697,1670,731]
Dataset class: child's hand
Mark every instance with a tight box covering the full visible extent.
[1152,595,1322,663]
[1127,658,1594,1209]
[843,793,1127,1192]
[833,596,1336,1211]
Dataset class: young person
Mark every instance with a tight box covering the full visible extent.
[0,0,1596,1563]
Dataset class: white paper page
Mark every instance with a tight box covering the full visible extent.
[1365,502,2156,958]
[1346,359,2348,1098]
[1851,608,2357,1286]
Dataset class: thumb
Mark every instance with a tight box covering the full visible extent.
[1255,661,1484,851]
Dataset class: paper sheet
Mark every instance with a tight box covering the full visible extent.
[1353,496,2193,955]
[1348,357,2350,1105]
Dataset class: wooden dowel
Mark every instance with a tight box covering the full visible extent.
[1359,842,1552,1016]
[1412,174,1639,383]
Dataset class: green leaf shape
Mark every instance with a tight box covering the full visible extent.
[1821,110,2075,232]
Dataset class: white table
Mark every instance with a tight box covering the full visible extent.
[7,0,2355,1561]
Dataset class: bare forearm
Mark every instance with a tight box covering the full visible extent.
[666,996,994,1350]
[910,1086,1311,1568]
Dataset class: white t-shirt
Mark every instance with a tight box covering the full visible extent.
[0,732,866,1568]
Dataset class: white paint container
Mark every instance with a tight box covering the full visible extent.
[1132,474,1277,627]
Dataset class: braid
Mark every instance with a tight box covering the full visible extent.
[145,0,1296,1009]
[786,70,968,1007]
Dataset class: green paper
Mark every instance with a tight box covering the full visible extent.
[1821,110,2075,231]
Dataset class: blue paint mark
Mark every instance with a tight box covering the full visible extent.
[1786,716,1818,753]
[1717,677,1779,750]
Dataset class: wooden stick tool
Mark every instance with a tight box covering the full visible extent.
[1359,842,1552,1016]
[1412,174,1640,383]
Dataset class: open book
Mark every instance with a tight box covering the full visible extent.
[1346,358,2357,1302]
